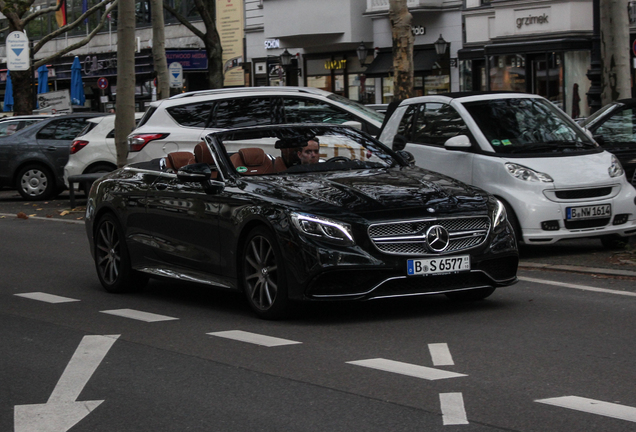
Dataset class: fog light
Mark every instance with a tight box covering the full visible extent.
[613,214,629,225]
[541,220,560,231]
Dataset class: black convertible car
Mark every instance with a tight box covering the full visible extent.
[85,125,518,319]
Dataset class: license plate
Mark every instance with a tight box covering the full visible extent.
[566,204,611,220]
[407,255,470,276]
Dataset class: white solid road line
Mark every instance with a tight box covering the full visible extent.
[519,276,636,297]
[346,358,467,381]
[428,343,454,366]
[100,308,179,322]
[15,292,80,303]
[208,330,302,347]
[536,396,636,423]
[440,392,469,425]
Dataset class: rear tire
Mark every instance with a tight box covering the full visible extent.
[240,226,290,320]
[94,213,148,293]
[446,287,496,302]
[16,165,55,200]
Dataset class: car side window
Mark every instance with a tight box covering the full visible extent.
[212,97,273,128]
[396,105,417,140]
[595,108,636,145]
[166,102,215,128]
[283,97,359,125]
[37,118,90,140]
[412,103,468,146]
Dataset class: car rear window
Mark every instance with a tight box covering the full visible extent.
[166,102,215,128]
[136,106,157,128]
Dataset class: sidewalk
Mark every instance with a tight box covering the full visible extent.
[2,188,636,276]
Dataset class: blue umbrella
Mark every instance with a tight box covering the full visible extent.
[37,65,49,95]
[70,56,85,106]
[3,70,13,112]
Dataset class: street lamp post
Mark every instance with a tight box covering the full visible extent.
[279,49,297,86]
[356,42,369,67]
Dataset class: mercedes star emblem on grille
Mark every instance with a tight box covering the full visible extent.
[426,225,450,252]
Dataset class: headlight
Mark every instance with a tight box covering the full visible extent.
[608,155,624,178]
[505,163,553,182]
[492,199,507,228]
[291,212,355,245]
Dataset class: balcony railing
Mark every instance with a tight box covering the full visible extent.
[366,0,444,13]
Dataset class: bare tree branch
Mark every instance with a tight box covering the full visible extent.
[32,0,118,54]
[22,0,65,27]
[163,1,206,40]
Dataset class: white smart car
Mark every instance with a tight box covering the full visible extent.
[379,93,636,248]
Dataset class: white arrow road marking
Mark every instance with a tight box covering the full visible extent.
[536,396,636,423]
[208,330,302,347]
[519,276,636,297]
[440,392,469,425]
[346,358,467,380]
[429,343,454,366]
[14,334,120,432]
[14,292,80,304]
[100,309,178,322]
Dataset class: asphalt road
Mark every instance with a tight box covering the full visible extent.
[2,208,636,431]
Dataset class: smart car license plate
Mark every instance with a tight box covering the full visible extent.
[407,255,470,276]
[566,204,611,220]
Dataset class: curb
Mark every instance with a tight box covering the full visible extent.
[519,262,636,278]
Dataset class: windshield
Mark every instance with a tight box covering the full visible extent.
[462,98,597,154]
[327,94,385,124]
[218,126,399,176]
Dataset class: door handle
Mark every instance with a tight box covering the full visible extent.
[45,146,57,152]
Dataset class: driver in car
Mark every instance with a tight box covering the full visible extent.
[297,137,320,164]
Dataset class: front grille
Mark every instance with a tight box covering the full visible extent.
[368,216,490,256]
[555,187,612,199]
[564,217,610,229]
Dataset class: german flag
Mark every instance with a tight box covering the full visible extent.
[55,0,67,27]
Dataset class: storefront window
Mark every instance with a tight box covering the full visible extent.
[532,53,563,110]
[460,60,473,92]
[424,71,450,94]
[382,77,394,103]
[489,55,526,92]
[564,51,591,119]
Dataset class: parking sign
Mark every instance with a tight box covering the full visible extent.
[7,31,30,71]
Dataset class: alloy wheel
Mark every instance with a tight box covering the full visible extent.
[96,219,121,286]
[244,234,279,311]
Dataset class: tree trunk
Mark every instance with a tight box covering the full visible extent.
[205,36,223,88]
[600,0,630,104]
[12,69,33,115]
[389,0,414,101]
[114,0,136,167]
[151,0,170,99]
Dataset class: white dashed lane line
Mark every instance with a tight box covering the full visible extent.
[428,343,454,366]
[100,309,179,322]
[346,358,467,381]
[207,330,302,347]
[536,396,636,423]
[14,292,81,303]
[440,392,469,425]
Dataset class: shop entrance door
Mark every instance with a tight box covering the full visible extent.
[530,53,564,109]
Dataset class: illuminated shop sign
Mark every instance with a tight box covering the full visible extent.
[325,59,347,70]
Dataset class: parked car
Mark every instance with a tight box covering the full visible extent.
[0,113,104,200]
[378,92,636,248]
[86,124,518,319]
[0,115,50,137]
[127,87,385,164]
[579,98,636,187]
[64,112,144,188]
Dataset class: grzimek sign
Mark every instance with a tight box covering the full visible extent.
[6,31,30,71]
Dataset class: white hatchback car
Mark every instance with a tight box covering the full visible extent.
[127,87,385,164]
[64,113,144,187]
[379,93,636,247]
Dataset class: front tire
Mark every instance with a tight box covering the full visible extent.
[94,213,148,293]
[241,226,290,319]
[16,165,55,200]
[446,287,496,302]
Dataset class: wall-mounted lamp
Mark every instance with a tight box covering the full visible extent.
[356,42,369,67]
[434,34,450,57]
[280,49,293,67]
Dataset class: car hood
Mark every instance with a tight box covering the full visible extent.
[508,151,618,188]
[246,166,489,216]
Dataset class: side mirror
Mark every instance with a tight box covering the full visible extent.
[342,120,362,130]
[392,134,408,151]
[397,150,415,166]
[444,135,472,151]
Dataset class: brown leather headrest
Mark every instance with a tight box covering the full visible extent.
[239,148,267,166]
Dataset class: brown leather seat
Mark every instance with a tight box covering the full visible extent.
[230,148,275,175]
[164,151,195,171]
[194,141,215,164]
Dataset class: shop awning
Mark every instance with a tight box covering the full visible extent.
[363,49,438,77]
